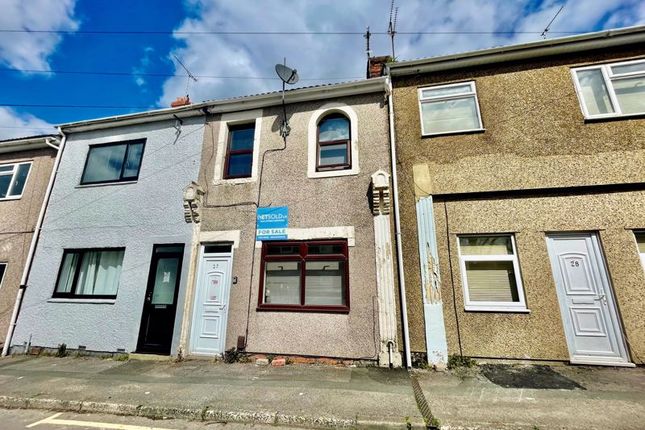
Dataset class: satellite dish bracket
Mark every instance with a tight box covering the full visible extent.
[275,60,299,139]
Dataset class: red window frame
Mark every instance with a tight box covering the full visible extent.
[223,123,255,179]
[257,240,350,313]
[316,113,351,172]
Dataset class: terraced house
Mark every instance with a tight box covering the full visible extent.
[0,135,58,353]
[8,107,206,356]
[5,78,404,367]
[177,77,403,367]
[388,26,645,367]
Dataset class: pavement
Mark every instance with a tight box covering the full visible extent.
[0,355,643,429]
[0,408,290,429]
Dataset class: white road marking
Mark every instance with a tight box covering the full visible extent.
[26,412,176,430]
[26,412,63,428]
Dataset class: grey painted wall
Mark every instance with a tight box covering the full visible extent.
[12,117,204,354]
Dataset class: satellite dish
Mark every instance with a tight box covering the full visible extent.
[275,63,299,85]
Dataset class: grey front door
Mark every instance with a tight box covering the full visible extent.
[189,246,233,355]
[546,233,631,366]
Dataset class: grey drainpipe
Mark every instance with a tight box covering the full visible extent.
[2,128,67,356]
[386,76,413,369]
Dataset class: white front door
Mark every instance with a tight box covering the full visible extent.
[546,233,631,366]
[190,248,233,355]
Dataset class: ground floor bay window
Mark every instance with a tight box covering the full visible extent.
[258,240,349,312]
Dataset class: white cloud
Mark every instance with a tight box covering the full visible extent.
[158,0,645,107]
[0,108,56,140]
[0,0,79,70]
[133,46,156,88]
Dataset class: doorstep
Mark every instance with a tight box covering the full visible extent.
[128,353,171,361]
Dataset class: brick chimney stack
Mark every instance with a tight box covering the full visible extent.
[171,95,191,108]
[367,56,392,79]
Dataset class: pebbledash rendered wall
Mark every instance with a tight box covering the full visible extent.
[11,118,204,354]
[0,142,57,348]
[180,90,397,360]
[392,46,645,363]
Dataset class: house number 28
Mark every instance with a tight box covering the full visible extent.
[570,261,580,267]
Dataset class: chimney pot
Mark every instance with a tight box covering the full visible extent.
[171,95,191,108]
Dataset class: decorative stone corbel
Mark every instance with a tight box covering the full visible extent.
[371,170,391,216]
[183,181,205,223]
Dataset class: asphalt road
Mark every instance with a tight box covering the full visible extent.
[0,408,291,430]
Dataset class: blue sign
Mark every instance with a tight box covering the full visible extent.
[256,206,288,241]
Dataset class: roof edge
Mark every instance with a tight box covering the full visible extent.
[0,134,60,155]
[59,77,388,134]
[388,25,645,76]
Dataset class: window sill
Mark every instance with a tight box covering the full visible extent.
[422,128,485,138]
[464,306,530,313]
[583,112,645,122]
[0,196,23,202]
[257,305,349,314]
[213,177,256,185]
[76,180,138,189]
[48,298,116,304]
[307,168,359,179]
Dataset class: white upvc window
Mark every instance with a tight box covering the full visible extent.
[417,81,484,136]
[572,59,645,119]
[457,234,528,312]
[0,161,32,201]
[635,232,645,270]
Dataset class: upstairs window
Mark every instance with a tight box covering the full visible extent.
[457,234,527,312]
[258,240,349,312]
[53,248,125,299]
[573,59,645,119]
[317,114,351,171]
[81,139,145,185]
[418,81,484,136]
[0,162,31,200]
[224,123,255,179]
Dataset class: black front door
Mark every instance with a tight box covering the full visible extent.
[137,244,184,354]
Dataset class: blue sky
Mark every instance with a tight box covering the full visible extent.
[0,0,643,139]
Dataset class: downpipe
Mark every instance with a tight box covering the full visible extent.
[386,76,413,369]
[2,129,67,357]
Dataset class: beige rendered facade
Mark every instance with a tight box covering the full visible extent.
[178,78,402,365]
[0,136,57,349]
[389,28,645,365]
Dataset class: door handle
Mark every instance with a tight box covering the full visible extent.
[594,294,607,305]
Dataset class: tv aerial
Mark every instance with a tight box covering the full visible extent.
[174,55,198,98]
[275,59,299,139]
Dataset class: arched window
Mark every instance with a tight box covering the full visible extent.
[316,113,351,171]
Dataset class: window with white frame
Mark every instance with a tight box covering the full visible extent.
[418,82,483,136]
[457,234,527,312]
[635,232,645,270]
[572,59,645,119]
[0,162,32,200]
